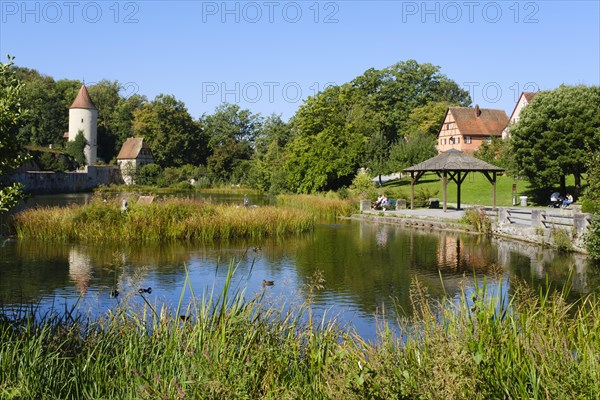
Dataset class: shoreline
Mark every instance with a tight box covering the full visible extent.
[350,207,591,255]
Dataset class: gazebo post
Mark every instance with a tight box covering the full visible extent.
[442,171,448,212]
[492,171,497,210]
[410,172,415,210]
[456,171,462,210]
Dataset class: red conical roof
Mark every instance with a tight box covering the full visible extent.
[70,85,97,110]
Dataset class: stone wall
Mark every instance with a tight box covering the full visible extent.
[9,166,123,194]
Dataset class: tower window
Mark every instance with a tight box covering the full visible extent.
[81,118,84,123]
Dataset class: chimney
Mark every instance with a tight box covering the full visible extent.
[475,104,481,117]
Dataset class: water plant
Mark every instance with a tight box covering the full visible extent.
[276,194,355,218]
[12,198,315,242]
[1,263,598,399]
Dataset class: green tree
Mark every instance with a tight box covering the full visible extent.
[387,131,437,172]
[201,103,261,183]
[0,57,29,212]
[88,80,121,162]
[249,114,293,192]
[284,60,470,193]
[65,130,87,167]
[13,67,72,147]
[111,93,147,157]
[132,94,206,167]
[510,85,600,194]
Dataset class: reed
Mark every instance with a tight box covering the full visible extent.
[13,198,314,242]
[276,194,355,218]
[1,265,598,399]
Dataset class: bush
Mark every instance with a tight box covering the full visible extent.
[552,228,574,253]
[581,199,600,214]
[461,208,491,235]
[138,164,162,186]
[349,170,377,200]
[585,218,600,261]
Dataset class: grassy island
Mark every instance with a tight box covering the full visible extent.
[13,198,316,242]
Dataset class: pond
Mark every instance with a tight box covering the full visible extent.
[1,193,598,341]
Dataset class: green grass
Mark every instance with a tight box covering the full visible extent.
[276,194,356,218]
[13,198,314,242]
[1,262,598,399]
[380,173,581,207]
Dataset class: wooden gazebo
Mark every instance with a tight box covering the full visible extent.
[403,149,504,211]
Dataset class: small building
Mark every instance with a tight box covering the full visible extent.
[436,105,508,154]
[116,137,155,185]
[502,92,538,139]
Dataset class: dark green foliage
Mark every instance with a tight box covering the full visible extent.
[510,85,600,193]
[1,57,29,212]
[36,150,71,172]
[137,163,162,186]
[133,94,207,167]
[388,131,437,172]
[64,131,87,166]
[285,60,470,193]
[582,149,600,202]
[201,103,261,183]
[585,219,600,261]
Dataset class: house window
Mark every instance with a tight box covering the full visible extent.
[465,136,472,144]
[485,136,492,144]
[457,137,460,144]
[448,122,456,130]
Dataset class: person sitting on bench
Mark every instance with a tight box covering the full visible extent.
[562,193,574,208]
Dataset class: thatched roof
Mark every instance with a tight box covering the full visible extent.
[403,149,504,172]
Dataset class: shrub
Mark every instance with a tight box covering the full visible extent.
[585,218,600,261]
[461,208,491,235]
[552,228,573,253]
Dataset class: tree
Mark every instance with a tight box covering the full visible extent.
[387,131,437,172]
[0,57,28,212]
[201,103,261,183]
[132,94,206,167]
[284,60,470,193]
[65,130,87,167]
[249,114,292,192]
[88,80,122,162]
[510,85,600,194]
[13,67,73,147]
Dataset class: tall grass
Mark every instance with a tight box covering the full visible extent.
[13,198,314,242]
[276,194,355,218]
[1,264,599,399]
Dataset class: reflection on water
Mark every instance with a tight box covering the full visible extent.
[1,219,598,340]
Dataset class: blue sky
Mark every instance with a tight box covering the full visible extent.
[1,1,599,121]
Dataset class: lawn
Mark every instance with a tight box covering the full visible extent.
[378,172,578,208]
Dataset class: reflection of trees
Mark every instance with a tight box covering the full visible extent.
[291,222,498,318]
[496,239,599,296]
[0,241,70,304]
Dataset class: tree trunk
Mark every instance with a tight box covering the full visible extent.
[574,173,581,196]
[560,175,566,194]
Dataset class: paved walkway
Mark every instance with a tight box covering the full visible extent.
[362,207,466,220]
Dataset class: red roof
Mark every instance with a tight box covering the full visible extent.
[70,85,97,110]
[447,106,508,136]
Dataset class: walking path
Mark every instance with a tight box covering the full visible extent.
[362,207,466,220]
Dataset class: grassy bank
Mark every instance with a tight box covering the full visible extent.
[1,264,598,399]
[13,198,314,242]
[378,173,585,207]
[276,194,356,218]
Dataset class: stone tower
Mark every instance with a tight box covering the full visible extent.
[68,85,98,165]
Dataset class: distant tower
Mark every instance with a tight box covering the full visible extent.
[68,85,98,165]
